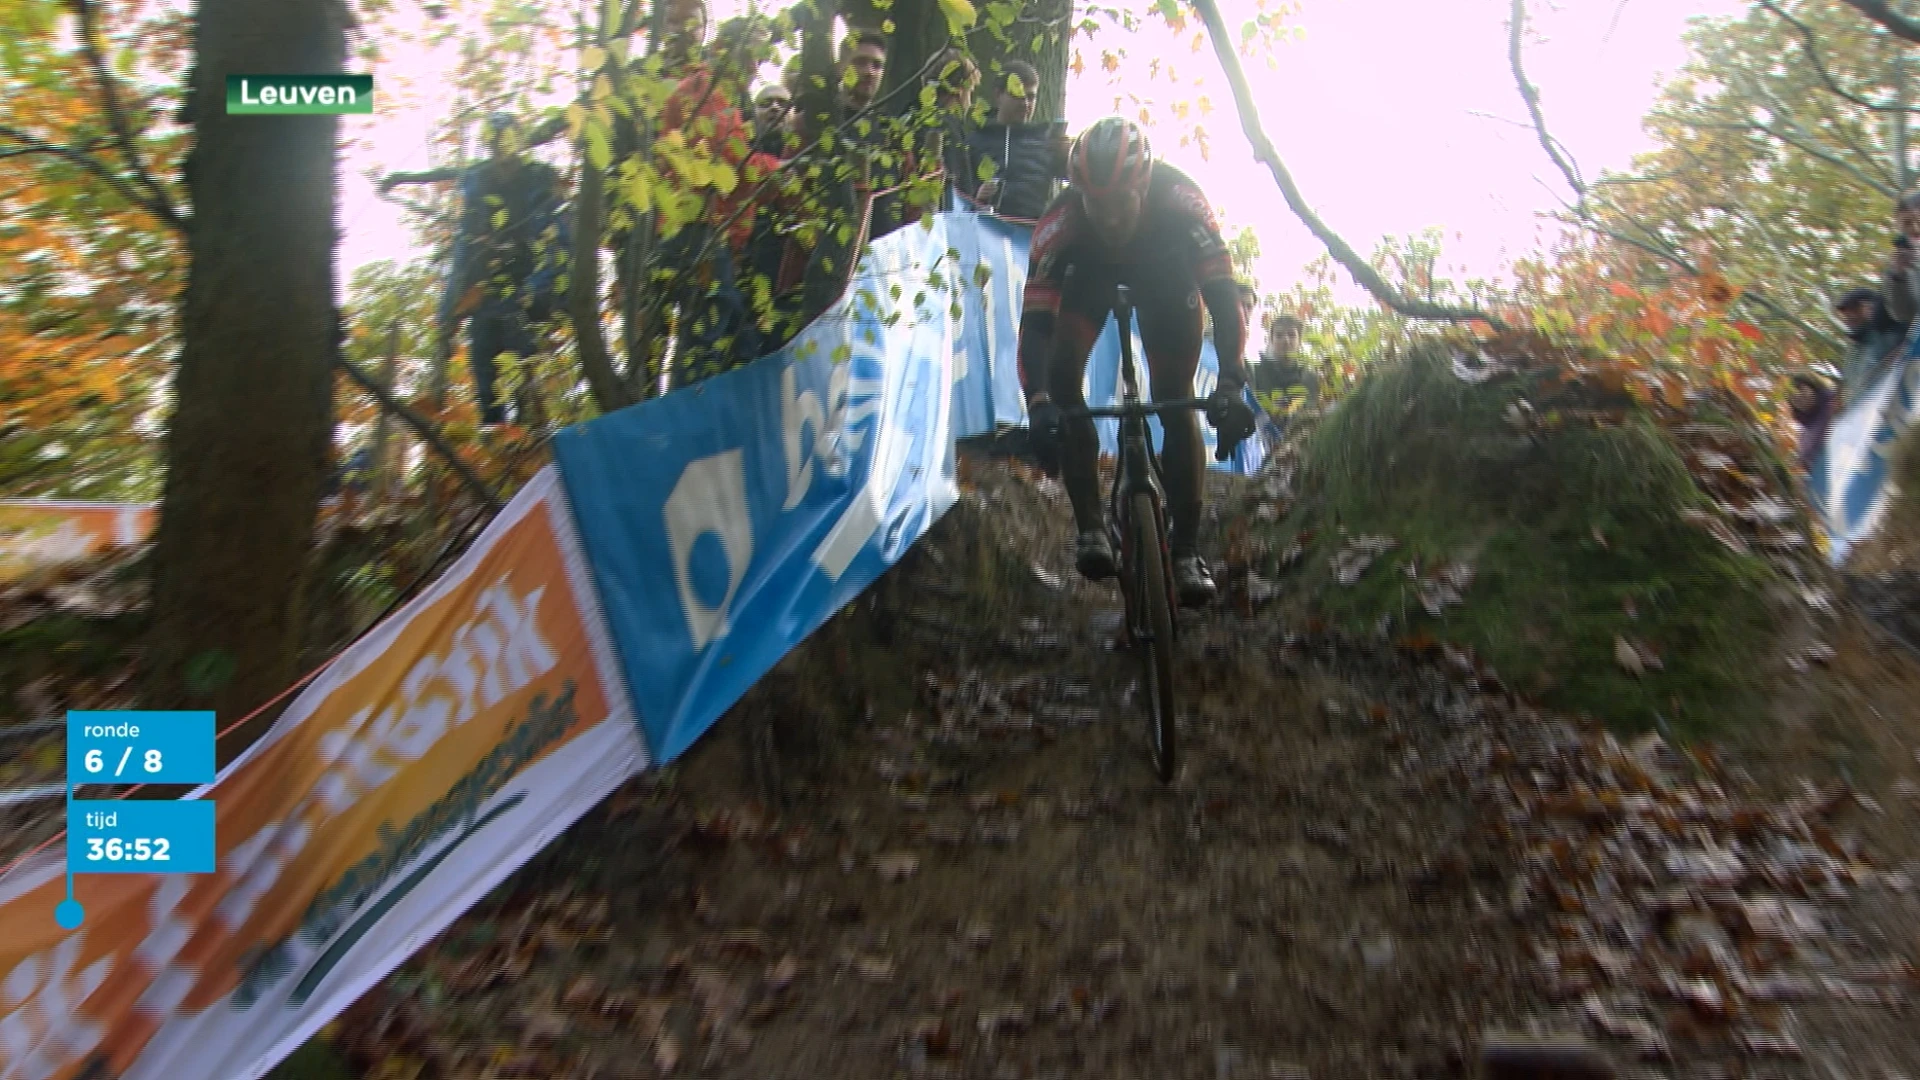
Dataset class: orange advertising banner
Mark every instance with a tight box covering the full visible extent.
[0,466,641,1080]
[0,501,156,583]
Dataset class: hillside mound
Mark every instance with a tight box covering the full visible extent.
[1230,337,1815,735]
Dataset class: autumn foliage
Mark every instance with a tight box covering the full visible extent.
[1500,240,1786,424]
[0,0,188,497]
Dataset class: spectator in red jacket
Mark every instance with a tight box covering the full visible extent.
[660,17,784,256]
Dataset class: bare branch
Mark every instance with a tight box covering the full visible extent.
[0,124,164,216]
[68,0,184,233]
[1697,116,1899,197]
[1840,0,1920,44]
[1189,0,1505,331]
[1509,0,1585,195]
[1730,65,1898,185]
[1757,0,1910,115]
[334,354,503,513]
[1505,1,1836,348]
[0,136,112,162]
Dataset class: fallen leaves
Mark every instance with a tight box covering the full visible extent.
[1330,535,1397,586]
[975,1004,1032,1036]
[845,952,897,982]
[1612,635,1662,676]
[1483,716,1912,1063]
[1414,560,1474,616]
[871,851,920,881]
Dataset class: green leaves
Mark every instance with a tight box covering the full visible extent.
[937,0,978,34]
[585,119,611,172]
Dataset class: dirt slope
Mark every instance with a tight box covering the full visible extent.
[341,461,1537,1079]
[336,456,1920,1080]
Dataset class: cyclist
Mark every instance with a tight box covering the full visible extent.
[1018,117,1257,607]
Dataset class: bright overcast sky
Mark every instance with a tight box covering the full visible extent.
[334,0,1753,302]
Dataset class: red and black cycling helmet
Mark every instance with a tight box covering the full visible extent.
[1068,117,1153,200]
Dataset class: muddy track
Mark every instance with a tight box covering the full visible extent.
[344,460,1920,1080]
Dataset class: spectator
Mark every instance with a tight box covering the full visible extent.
[659,0,708,69]
[659,16,785,374]
[926,48,982,204]
[1249,313,1320,417]
[931,47,979,112]
[1788,372,1836,473]
[381,113,568,426]
[1881,189,1920,326]
[1236,281,1259,345]
[661,18,780,255]
[752,84,793,155]
[964,60,1068,221]
[1833,286,1907,407]
[840,27,887,113]
[836,28,913,239]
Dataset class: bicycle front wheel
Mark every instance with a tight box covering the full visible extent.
[1129,491,1179,782]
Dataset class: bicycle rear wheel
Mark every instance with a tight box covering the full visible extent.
[1129,491,1178,782]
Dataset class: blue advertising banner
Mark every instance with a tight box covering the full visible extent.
[947,207,1032,436]
[1810,350,1920,565]
[552,218,961,764]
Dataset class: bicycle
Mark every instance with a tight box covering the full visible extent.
[1064,284,1209,783]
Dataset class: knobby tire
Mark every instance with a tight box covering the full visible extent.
[1129,492,1179,782]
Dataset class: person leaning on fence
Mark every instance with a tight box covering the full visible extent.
[964,60,1069,221]
[1881,189,1920,330]
[925,47,983,207]
[1832,286,1908,408]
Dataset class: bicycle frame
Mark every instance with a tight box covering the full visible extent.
[1071,285,1207,641]
[1055,284,1207,781]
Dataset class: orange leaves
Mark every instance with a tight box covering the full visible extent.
[1697,270,1736,307]
[1606,282,1638,300]
[1731,321,1762,343]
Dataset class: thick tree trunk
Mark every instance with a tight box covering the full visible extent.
[843,0,1068,120]
[145,0,346,753]
[844,0,940,108]
[968,0,1071,122]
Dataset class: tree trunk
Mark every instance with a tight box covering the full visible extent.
[973,0,1071,122]
[146,0,346,754]
[841,0,1070,121]
[371,323,398,500]
[566,137,633,414]
[844,0,941,109]
[1894,13,1911,192]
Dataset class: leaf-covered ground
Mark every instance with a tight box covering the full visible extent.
[321,449,1920,1080]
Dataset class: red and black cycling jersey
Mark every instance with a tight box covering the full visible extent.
[1021,161,1236,321]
